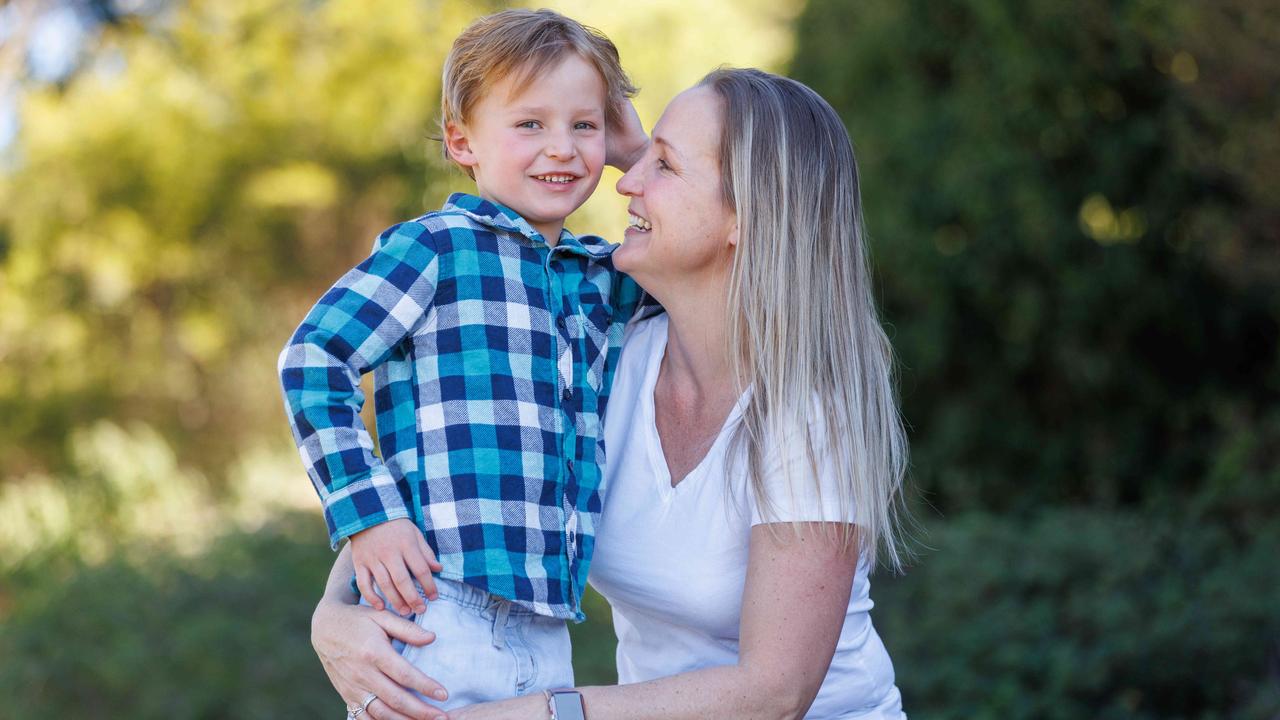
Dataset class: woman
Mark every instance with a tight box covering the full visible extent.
[313,68,909,720]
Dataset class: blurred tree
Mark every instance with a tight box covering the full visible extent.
[0,0,482,482]
[791,0,1280,514]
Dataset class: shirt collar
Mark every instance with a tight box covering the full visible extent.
[442,192,615,259]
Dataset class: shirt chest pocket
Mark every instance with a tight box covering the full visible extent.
[578,303,612,396]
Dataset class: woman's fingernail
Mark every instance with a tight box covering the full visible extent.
[434,689,448,700]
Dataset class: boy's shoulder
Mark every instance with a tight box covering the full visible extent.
[371,207,492,254]
[376,193,549,251]
[402,205,489,235]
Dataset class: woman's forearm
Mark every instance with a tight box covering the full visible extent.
[455,663,806,720]
[321,543,359,605]
[578,663,807,720]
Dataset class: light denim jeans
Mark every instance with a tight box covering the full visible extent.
[358,577,574,712]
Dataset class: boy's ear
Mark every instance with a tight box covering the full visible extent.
[444,121,479,169]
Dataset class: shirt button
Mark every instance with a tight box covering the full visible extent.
[562,387,573,403]
[566,459,574,472]
[556,316,566,330]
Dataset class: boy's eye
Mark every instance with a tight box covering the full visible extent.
[517,120,541,129]
[574,121,598,131]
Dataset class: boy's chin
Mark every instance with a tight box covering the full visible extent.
[525,188,599,219]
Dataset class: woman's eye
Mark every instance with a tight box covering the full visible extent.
[657,158,672,172]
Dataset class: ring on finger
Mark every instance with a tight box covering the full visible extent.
[346,691,377,719]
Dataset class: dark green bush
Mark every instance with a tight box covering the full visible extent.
[875,509,1280,719]
[0,511,620,718]
[0,513,336,718]
[791,0,1280,514]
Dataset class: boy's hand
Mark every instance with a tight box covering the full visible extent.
[350,519,442,616]
[606,97,649,172]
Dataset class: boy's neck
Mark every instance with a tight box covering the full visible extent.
[531,219,564,248]
[471,189,564,248]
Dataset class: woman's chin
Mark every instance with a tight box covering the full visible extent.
[613,235,646,274]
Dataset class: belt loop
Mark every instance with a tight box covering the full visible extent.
[491,596,511,649]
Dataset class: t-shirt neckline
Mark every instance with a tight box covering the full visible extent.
[639,315,748,498]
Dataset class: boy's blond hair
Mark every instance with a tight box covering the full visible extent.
[440,9,636,164]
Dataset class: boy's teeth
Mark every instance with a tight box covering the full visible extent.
[628,213,652,231]
[536,174,574,183]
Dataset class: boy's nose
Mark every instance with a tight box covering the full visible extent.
[544,131,577,160]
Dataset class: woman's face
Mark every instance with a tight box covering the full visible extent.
[613,86,736,291]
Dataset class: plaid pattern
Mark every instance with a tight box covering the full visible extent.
[279,193,647,620]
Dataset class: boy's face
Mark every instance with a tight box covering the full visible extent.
[446,54,608,243]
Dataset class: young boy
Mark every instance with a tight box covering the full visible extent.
[278,9,648,715]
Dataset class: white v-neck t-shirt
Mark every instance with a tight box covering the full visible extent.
[589,315,904,719]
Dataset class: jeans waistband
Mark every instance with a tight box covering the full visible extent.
[434,576,538,617]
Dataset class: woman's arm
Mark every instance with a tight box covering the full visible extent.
[451,522,858,720]
[312,544,451,720]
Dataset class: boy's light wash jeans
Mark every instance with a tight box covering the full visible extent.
[359,576,574,712]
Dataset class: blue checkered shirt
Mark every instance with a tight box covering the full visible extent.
[279,193,647,620]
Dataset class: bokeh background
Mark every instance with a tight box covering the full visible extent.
[1,0,1277,717]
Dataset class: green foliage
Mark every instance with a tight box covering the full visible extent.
[790,7,1280,713]
[0,513,336,717]
[0,0,471,481]
[790,0,1280,514]
[570,586,620,686]
[874,509,1280,719]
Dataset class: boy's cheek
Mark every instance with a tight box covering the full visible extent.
[583,139,607,173]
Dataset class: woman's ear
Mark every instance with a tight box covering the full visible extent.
[727,222,739,249]
[444,121,478,168]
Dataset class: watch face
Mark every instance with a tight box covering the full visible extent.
[550,692,586,720]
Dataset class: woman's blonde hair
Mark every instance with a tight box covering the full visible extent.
[703,68,910,571]
[440,9,636,165]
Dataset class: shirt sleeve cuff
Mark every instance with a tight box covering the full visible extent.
[321,468,414,550]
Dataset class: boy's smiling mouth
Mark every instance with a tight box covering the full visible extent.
[532,173,580,185]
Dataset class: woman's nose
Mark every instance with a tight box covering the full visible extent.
[616,164,641,196]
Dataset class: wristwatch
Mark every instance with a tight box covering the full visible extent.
[544,689,586,720]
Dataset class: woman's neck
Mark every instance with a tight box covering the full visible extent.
[658,277,736,401]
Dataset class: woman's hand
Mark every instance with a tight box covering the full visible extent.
[606,98,649,172]
[312,596,450,720]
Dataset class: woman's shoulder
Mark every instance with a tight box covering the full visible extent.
[744,400,856,526]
